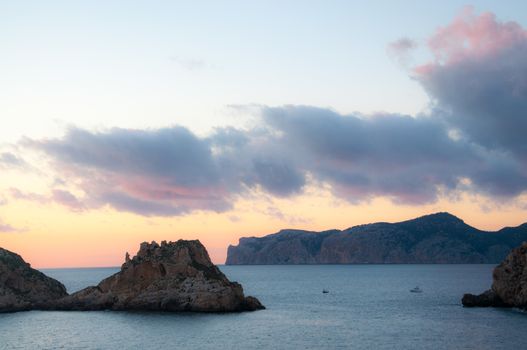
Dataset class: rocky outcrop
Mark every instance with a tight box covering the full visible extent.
[226,213,527,264]
[0,240,264,313]
[461,290,507,307]
[55,240,264,312]
[462,242,527,308]
[0,248,67,312]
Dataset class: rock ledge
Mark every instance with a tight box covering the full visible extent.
[462,241,527,308]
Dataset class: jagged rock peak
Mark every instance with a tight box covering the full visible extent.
[124,239,216,269]
[56,239,265,312]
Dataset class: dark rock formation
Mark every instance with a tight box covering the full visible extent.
[462,242,527,308]
[461,290,506,307]
[226,212,527,264]
[0,248,67,312]
[55,240,264,312]
[0,240,264,313]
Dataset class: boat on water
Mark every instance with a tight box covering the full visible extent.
[410,286,423,293]
[322,289,329,294]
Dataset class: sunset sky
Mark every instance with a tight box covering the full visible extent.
[1,1,527,267]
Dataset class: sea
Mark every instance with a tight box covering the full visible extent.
[0,265,526,349]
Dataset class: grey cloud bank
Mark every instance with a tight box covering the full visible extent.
[13,10,527,217]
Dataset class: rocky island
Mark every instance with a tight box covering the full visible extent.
[0,240,264,313]
[462,242,527,308]
[227,212,527,264]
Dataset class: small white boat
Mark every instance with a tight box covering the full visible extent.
[410,286,423,293]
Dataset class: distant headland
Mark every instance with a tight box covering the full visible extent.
[226,212,527,265]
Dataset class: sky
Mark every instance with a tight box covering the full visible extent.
[1,1,527,267]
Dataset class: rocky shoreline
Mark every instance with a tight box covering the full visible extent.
[0,248,68,312]
[4,234,526,313]
[462,242,527,309]
[0,240,264,313]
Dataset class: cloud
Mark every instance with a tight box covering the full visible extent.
[260,106,478,203]
[414,8,527,160]
[263,205,311,225]
[389,38,418,53]
[0,152,27,170]
[25,103,525,215]
[424,7,526,64]
[22,122,311,215]
[9,188,48,204]
[8,188,85,212]
[387,38,418,67]
[23,127,234,216]
[51,189,85,212]
[15,9,527,216]
[0,218,23,233]
[251,158,305,196]
[0,223,18,233]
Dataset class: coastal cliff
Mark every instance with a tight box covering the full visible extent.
[462,242,527,308]
[226,212,527,264]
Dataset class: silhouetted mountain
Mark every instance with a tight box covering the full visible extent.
[226,212,527,264]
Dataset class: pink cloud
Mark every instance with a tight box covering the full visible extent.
[9,187,85,212]
[415,7,527,74]
[0,216,24,233]
[9,188,48,203]
[51,189,85,212]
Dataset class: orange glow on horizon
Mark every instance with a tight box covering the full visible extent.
[1,185,526,269]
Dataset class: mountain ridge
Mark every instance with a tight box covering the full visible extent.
[226,212,527,265]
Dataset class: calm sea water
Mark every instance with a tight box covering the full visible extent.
[0,265,526,349]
